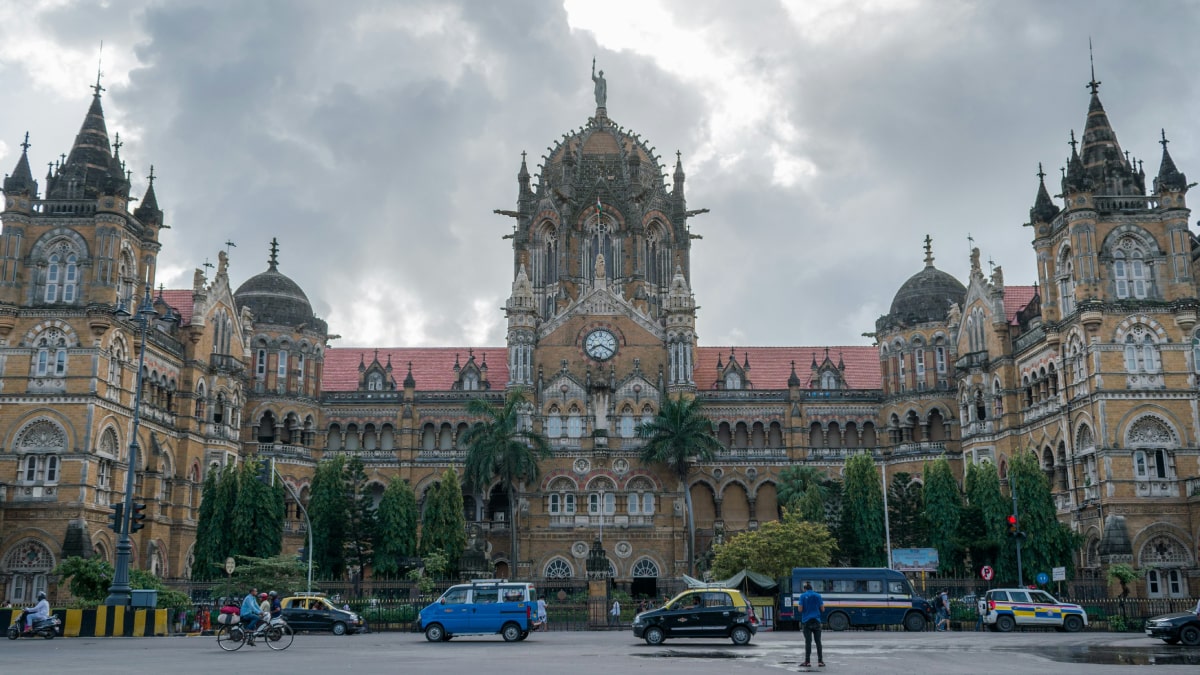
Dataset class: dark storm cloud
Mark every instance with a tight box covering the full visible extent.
[2,0,1198,349]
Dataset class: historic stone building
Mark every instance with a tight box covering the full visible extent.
[1,72,1196,602]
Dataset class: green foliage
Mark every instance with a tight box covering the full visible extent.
[777,466,828,522]
[964,461,1011,580]
[309,455,350,579]
[637,395,723,574]
[1106,563,1143,598]
[922,458,962,574]
[190,467,223,581]
[230,459,285,559]
[709,509,837,578]
[373,478,419,579]
[462,388,551,566]
[1008,452,1081,584]
[887,472,926,549]
[54,556,188,608]
[839,453,886,567]
[54,556,112,602]
[213,554,312,599]
[419,469,467,573]
[343,456,376,579]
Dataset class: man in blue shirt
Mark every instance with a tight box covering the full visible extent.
[799,582,825,668]
[240,587,262,645]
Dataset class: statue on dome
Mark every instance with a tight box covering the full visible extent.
[592,58,607,108]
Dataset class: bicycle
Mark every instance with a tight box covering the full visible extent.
[216,615,294,651]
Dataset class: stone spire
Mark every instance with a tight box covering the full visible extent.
[1153,129,1188,194]
[134,165,163,225]
[48,77,118,199]
[1029,163,1061,224]
[1078,72,1142,196]
[3,132,38,197]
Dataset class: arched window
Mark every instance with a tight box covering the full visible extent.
[63,254,78,302]
[820,371,837,389]
[544,558,573,579]
[1123,326,1160,373]
[463,371,480,391]
[724,371,742,390]
[546,407,562,439]
[255,348,267,380]
[619,406,634,438]
[367,372,384,391]
[567,407,583,439]
[631,558,660,578]
[45,254,60,302]
[1113,245,1148,299]
[1057,247,1075,315]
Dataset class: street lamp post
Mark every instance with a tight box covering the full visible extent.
[104,287,162,606]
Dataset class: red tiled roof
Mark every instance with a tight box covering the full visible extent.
[323,347,510,392]
[694,346,881,390]
[1003,286,1037,325]
[322,345,883,393]
[159,289,195,325]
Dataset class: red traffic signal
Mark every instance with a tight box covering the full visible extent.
[130,502,148,533]
[1006,514,1018,536]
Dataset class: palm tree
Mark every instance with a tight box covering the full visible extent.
[636,395,722,575]
[462,387,551,572]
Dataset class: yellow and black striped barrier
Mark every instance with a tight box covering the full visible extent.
[4,607,168,637]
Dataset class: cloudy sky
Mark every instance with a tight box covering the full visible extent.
[1,0,1198,350]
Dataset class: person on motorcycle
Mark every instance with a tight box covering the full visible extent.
[268,591,282,619]
[23,591,50,632]
[240,588,262,644]
[257,593,271,630]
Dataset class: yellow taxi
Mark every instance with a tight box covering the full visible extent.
[979,588,1086,632]
[280,593,365,635]
[631,588,758,646]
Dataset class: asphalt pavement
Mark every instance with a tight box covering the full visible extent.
[4,628,1198,674]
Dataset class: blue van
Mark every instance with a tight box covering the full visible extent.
[785,567,932,632]
[418,580,538,642]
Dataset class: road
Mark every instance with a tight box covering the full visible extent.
[4,629,1198,673]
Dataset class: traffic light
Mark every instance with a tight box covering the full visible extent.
[1006,514,1018,537]
[256,459,273,486]
[130,502,147,533]
[108,503,124,532]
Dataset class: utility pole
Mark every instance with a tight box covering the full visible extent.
[1011,488,1025,586]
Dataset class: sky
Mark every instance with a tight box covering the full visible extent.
[1,0,1198,350]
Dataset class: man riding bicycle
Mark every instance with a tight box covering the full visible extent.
[240,588,262,645]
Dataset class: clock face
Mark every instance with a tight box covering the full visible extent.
[584,329,618,361]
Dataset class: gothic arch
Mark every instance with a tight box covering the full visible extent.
[543,556,574,579]
[1132,524,1194,567]
[10,417,70,453]
[1120,411,1181,447]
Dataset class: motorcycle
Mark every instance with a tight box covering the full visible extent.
[7,613,62,640]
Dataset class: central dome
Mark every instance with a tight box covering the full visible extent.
[887,265,966,326]
[234,241,322,329]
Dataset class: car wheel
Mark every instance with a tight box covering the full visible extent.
[827,612,850,632]
[424,623,445,642]
[730,625,752,645]
[995,615,1016,633]
[501,622,522,642]
[1180,625,1200,647]
[903,612,927,632]
[1062,615,1083,633]
[644,626,665,646]
[331,621,347,636]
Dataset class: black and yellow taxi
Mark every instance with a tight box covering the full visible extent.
[631,588,758,646]
[280,593,365,635]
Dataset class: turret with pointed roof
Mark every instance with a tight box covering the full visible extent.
[1153,130,1188,194]
[3,132,39,200]
[1029,164,1061,225]
[46,82,125,200]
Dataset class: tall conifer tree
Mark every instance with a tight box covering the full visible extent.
[922,457,962,573]
[373,478,419,579]
[840,453,886,566]
[419,468,467,574]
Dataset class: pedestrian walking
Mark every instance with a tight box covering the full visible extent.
[935,589,951,632]
[609,599,621,627]
[537,597,548,630]
[799,582,825,668]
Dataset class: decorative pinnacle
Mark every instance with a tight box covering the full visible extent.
[1160,128,1169,150]
[268,237,280,270]
[1037,163,1046,181]
[1068,130,1078,154]
[1087,37,1100,95]
[113,132,122,156]
[20,132,30,153]
[923,234,934,267]
[147,165,156,186]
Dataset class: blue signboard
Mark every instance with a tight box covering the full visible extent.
[891,548,940,572]
[1036,572,1050,585]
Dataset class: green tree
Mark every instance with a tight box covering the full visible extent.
[1008,452,1080,584]
[839,452,886,566]
[710,510,837,579]
[342,455,376,583]
[963,462,1007,576]
[637,395,723,574]
[214,554,312,600]
[373,478,419,579]
[190,467,225,580]
[230,458,285,559]
[419,468,467,574]
[54,556,113,602]
[777,466,828,522]
[462,388,551,568]
[887,472,926,549]
[922,457,962,574]
[309,455,350,579]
